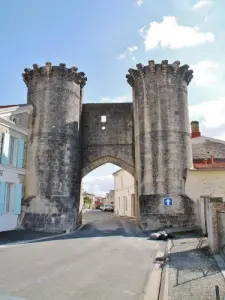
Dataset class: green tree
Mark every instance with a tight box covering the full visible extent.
[83,196,92,208]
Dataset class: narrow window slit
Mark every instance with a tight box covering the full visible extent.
[101,115,106,123]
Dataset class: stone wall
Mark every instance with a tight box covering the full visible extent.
[206,200,225,254]
[81,103,134,177]
[127,60,195,231]
[20,63,87,233]
[21,59,196,233]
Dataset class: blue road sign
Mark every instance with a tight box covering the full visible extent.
[163,197,173,206]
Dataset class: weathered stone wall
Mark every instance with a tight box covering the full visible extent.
[20,63,86,233]
[127,60,195,231]
[21,59,196,233]
[81,103,134,177]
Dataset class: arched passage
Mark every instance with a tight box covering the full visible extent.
[81,155,135,178]
[80,156,137,219]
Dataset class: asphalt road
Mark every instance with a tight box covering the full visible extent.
[0,210,164,300]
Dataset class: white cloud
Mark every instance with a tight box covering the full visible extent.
[136,0,143,5]
[140,16,215,50]
[82,174,114,197]
[189,98,225,140]
[100,94,131,103]
[192,0,214,10]
[190,61,219,86]
[117,45,138,60]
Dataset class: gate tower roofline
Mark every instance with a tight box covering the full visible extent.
[126,60,193,87]
[22,62,87,88]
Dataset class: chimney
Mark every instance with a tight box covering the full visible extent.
[191,121,201,138]
[210,155,214,164]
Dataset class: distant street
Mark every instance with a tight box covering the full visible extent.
[0,210,164,300]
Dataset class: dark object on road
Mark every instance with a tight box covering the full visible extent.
[149,231,175,241]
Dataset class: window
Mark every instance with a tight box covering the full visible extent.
[4,183,13,213]
[101,115,106,123]
[124,196,127,211]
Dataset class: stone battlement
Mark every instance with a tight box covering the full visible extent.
[22,62,87,88]
[126,60,193,87]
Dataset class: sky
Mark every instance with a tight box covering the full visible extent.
[0,0,224,197]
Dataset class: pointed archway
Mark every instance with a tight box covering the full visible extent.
[81,155,135,178]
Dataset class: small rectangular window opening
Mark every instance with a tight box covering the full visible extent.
[101,115,106,123]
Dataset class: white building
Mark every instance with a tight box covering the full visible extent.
[0,104,32,232]
[113,169,135,217]
[104,190,115,205]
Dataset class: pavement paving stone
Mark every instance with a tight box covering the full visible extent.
[167,235,225,300]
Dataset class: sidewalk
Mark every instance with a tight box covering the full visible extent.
[0,230,59,245]
[160,233,225,300]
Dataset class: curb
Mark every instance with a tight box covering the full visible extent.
[144,240,169,300]
[0,222,87,249]
[144,250,164,300]
[161,239,172,300]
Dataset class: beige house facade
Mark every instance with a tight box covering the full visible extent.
[113,169,135,217]
[105,190,115,205]
[186,169,225,201]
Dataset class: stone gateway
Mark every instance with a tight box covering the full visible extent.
[20,60,196,233]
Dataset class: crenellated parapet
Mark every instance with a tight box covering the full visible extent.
[126,60,193,87]
[22,62,87,88]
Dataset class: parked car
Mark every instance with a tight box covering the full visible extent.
[101,204,114,212]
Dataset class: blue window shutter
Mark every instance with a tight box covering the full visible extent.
[0,181,6,215]
[17,138,24,169]
[1,133,10,165]
[14,184,22,215]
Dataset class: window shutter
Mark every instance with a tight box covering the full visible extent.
[17,138,24,169]
[0,181,6,215]
[1,133,10,165]
[14,184,22,215]
[0,132,4,160]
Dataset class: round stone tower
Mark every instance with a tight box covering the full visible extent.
[126,60,195,231]
[20,62,87,233]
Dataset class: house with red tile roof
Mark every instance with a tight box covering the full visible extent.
[186,121,225,203]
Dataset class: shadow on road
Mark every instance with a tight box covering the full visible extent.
[25,222,148,245]
[0,219,148,246]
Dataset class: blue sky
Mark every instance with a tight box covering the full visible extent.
[1,0,223,196]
